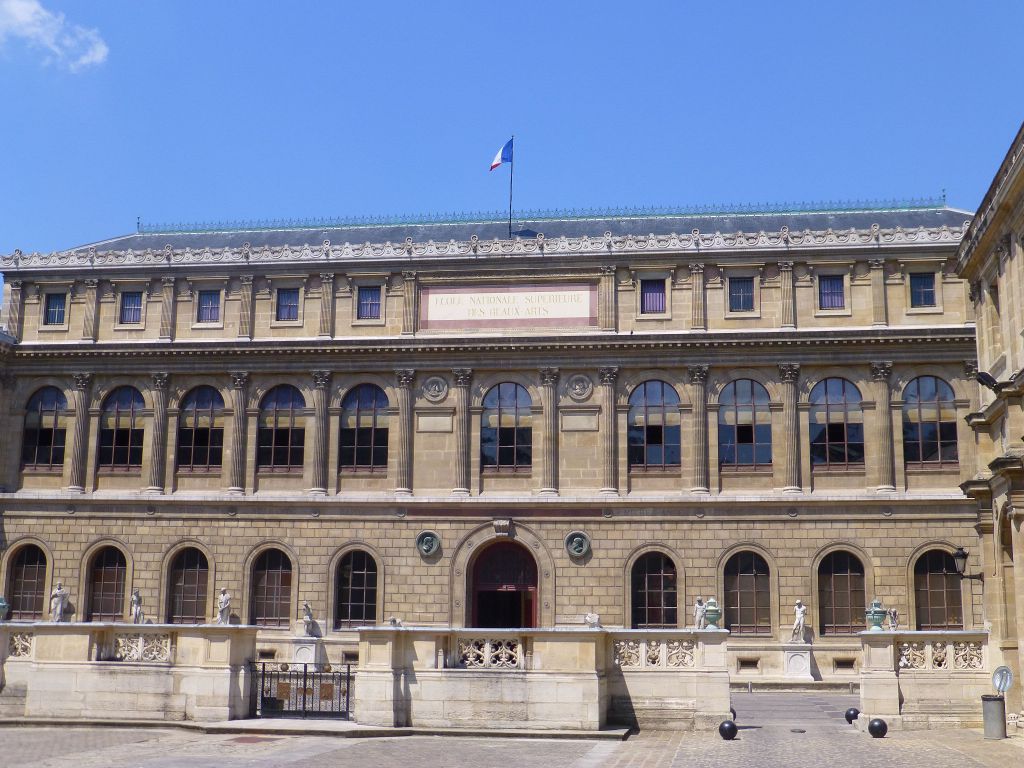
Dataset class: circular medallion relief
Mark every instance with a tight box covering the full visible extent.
[566,374,594,402]
[416,530,441,556]
[421,376,449,403]
[564,531,592,558]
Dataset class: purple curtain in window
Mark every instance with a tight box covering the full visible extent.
[640,280,666,314]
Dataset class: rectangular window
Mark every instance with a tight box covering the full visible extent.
[357,286,382,320]
[910,273,936,308]
[728,277,755,312]
[276,288,300,321]
[196,290,220,323]
[818,275,845,310]
[639,279,666,314]
[43,293,66,325]
[119,291,143,324]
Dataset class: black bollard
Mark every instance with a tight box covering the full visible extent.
[868,718,888,738]
[719,720,738,740]
[844,707,860,724]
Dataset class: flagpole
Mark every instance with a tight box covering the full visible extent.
[508,136,514,239]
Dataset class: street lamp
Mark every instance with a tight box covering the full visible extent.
[952,547,969,577]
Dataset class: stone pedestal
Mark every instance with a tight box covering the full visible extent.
[288,635,328,670]
[782,643,814,681]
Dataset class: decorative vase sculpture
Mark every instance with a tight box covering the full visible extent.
[704,597,722,630]
[865,598,888,631]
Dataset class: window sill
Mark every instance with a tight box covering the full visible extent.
[113,324,145,331]
[629,466,682,475]
[719,465,773,474]
[724,310,760,320]
[813,309,852,318]
[20,466,63,475]
[634,313,672,321]
[175,467,223,475]
[481,467,533,476]
[906,306,941,315]
[811,465,865,474]
[97,467,142,474]
[339,467,388,475]
[905,464,960,473]
[191,322,224,330]
[270,319,303,328]
[352,317,385,326]
[256,467,304,475]
[38,324,70,333]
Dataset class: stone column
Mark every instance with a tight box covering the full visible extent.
[690,263,706,330]
[871,361,896,492]
[779,363,801,493]
[395,369,415,495]
[689,365,710,493]
[779,262,796,329]
[238,275,254,339]
[599,266,617,331]
[401,271,417,335]
[228,372,249,494]
[539,367,560,496]
[81,279,99,341]
[318,273,335,338]
[452,368,473,496]
[159,277,176,340]
[68,373,93,493]
[145,373,170,493]
[310,371,331,495]
[4,280,24,340]
[599,367,619,495]
[870,259,888,326]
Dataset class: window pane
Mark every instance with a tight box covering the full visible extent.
[639,279,666,314]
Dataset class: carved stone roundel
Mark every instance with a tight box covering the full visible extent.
[564,530,592,558]
[416,530,441,556]
[421,375,449,404]
[566,374,594,403]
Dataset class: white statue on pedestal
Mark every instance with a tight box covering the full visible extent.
[693,597,707,630]
[130,588,145,624]
[216,588,232,625]
[791,600,808,642]
[50,582,69,623]
[887,606,899,631]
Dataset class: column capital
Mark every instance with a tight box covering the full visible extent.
[963,359,979,377]
[869,258,886,270]
[319,272,334,284]
[9,279,23,290]
[229,371,249,390]
[870,361,893,382]
[599,265,616,275]
[539,367,560,386]
[395,369,416,388]
[598,366,619,385]
[452,368,473,387]
[150,372,170,391]
[778,363,801,383]
[161,276,176,287]
[689,262,705,274]
[239,274,254,286]
[312,370,332,390]
[73,373,93,391]
[401,270,417,281]
[778,261,794,272]
[83,278,99,289]
[688,364,709,385]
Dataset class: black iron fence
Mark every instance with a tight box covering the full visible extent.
[248,662,352,719]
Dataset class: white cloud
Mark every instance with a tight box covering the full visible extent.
[0,0,107,72]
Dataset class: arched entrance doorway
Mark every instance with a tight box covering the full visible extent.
[470,541,538,628]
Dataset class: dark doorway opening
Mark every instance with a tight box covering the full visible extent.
[470,540,538,628]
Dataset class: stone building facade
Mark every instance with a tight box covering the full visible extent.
[0,202,989,682]
[957,121,1024,722]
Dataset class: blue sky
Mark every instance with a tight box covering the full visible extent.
[0,1,1021,255]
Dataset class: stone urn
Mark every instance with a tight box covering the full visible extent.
[704,597,722,630]
[865,598,887,631]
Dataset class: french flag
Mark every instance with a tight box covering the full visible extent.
[490,138,513,171]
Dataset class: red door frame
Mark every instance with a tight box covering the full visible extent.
[470,540,538,628]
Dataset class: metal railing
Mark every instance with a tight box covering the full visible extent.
[248,662,352,719]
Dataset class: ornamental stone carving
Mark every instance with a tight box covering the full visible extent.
[229,371,249,390]
[151,372,169,391]
[9,633,32,658]
[416,530,441,556]
[870,361,893,381]
[598,367,619,386]
[688,364,709,385]
[421,375,449,403]
[395,369,415,388]
[73,373,92,391]
[564,530,592,558]
[539,367,560,386]
[452,368,473,387]
[778,363,800,383]
[492,519,512,537]
[566,374,594,402]
[313,370,332,389]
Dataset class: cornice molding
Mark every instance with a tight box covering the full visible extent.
[2,221,970,275]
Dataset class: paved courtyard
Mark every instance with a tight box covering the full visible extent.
[2,694,1021,768]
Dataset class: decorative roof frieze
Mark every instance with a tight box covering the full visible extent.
[2,221,971,275]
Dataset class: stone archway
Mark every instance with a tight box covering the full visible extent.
[470,540,538,628]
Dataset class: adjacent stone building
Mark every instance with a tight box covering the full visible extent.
[0,201,987,683]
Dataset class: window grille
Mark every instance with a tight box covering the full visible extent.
[22,386,68,469]
[639,279,666,314]
[630,552,678,628]
[481,382,532,471]
[251,549,292,627]
[809,378,864,468]
[168,548,209,624]
[724,551,772,635]
[902,376,958,467]
[628,380,681,470]
[818,275,845,310]
[119,291,143,324]
[818,551,866,635]
[357,286,382,320]
[43,293,66,325]
[98,387,145,469]
[8,545,47,620]
[728,277,755,312]
[909,273,936,308]
[87,547,127,622]
[914,550,963,630]
[257,385,306,470]
[340,384,389,471]
[196,290,220,323]
[335,550,378,628]
[176,386,225,471]
[276,288,300,321]
[718,379,772,468]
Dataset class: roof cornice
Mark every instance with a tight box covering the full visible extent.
[1,221,969,275]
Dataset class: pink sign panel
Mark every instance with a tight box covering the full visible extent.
[420,283,598,330]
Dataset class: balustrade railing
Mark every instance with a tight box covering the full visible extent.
[893,632,986,672]
[452,634,525,669]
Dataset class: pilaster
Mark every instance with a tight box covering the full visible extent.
[5,279,24,340]
[238,275,254,340]
[599,266,617,331]
[779,262,795,328]
[81,279,99,342]
[401,272,417,335]
[539,367,560,496]
[228,372,249,494]
[159,277,176,340]
[67,373,92,493]
[145,372,170,494]
[452,368,473,496]
[779,363,801,493]
[310,370,331,495]
[688,365,710,493]
[394,369,415,495]
[599,367,619,495]
[690,263,706,330]
[318,274,335,338]
[869,259,888,326]
[871,361,896,492]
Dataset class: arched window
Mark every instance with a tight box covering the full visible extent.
[176,387,225,472]
[22,387,68,470]
[98,386,145,469]
[335,550,378,628]
[903,376,958,467]
[723,551,771,635]
[631,552,678,628]
[719,379,772,469]
[7,544,47,620]
[340,385,389,472]
[914,550,963,630]
[809,378,864,468]
[167,547,209,624]
[251,549,292,627]
[87,546,127,621]
[481,382,532,471]
[257,385,306,471]
[817,551,866,635]
[628,380,681,470]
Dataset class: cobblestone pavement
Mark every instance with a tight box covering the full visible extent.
[2,694,1022,768]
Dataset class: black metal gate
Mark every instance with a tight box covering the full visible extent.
[249,662,352,719]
